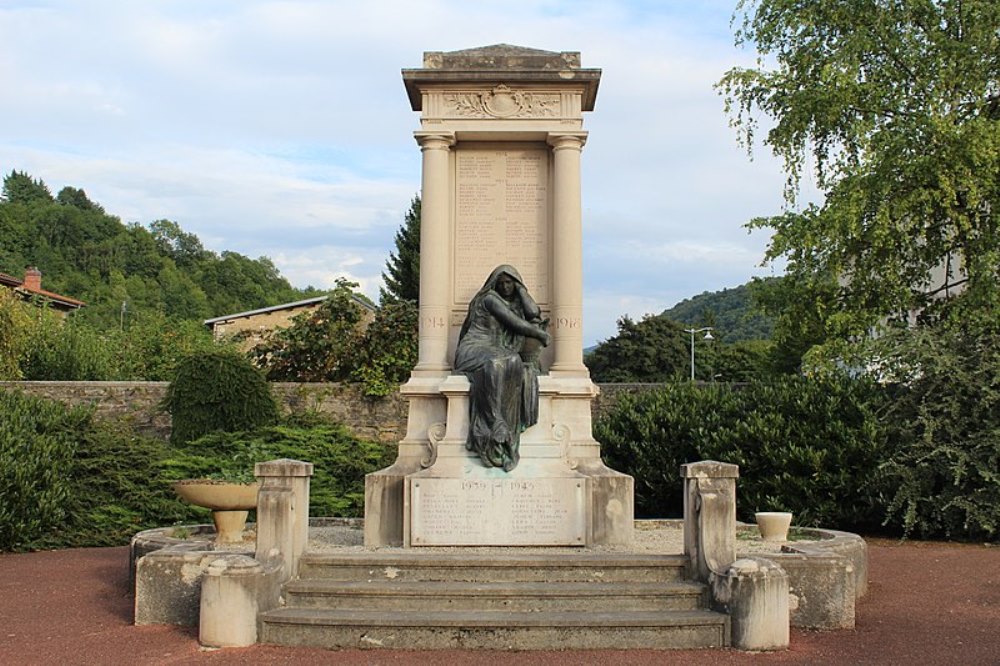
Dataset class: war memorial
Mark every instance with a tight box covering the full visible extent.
[131,45,867,652]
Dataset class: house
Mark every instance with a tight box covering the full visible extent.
[204,294,376,348]
[0,266,85,315]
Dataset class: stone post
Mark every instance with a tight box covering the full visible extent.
[682,460,738,583]
[199,554,265,648]
[547,131,589,376]
[413,130,455,376]
[712,558,790,650]
[255,458,313,581]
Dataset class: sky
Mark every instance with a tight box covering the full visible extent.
[0,0,798,346]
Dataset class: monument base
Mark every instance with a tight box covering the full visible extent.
[365,374,635,548]
[405,458,590,547]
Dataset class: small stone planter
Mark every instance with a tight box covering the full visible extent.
[173,480,259,544]
[755,512,793,542]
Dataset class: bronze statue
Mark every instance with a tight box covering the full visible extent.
[455,265,550,471]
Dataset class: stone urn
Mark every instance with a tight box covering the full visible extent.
[172,480,259,544]
[755,511,793,542]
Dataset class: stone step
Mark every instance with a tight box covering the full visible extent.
[297,551,689,583]
[282,579,708,612]
[259,608,730,650]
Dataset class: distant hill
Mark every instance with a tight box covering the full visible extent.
[660,281,774,343]
[0,170,322,330]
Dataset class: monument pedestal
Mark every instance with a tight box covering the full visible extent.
[405,456,590,547]
[366,374,633,547]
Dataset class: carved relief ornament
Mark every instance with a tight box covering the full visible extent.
[442,84,561,119]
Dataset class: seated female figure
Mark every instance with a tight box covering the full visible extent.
[454,265,550,471]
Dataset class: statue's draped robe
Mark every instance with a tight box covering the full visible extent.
[455,266,542,472]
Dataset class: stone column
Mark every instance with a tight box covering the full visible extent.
[255,459,313,581]
[682,460,738,583]
[413,131,455,375]
[547,131,589,375]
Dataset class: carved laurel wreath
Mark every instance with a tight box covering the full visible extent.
[444,84,560,119]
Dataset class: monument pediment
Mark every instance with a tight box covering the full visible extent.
[403,44,600,112]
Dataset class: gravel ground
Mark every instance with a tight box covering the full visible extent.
[305,520,800,555]
[2,538,997,665]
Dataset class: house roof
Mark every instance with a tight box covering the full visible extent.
[203,294,374,326]
[0,271,85,309]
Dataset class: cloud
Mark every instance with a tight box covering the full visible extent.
[1,0,794,347]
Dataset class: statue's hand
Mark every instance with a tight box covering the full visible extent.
[538,329,551,347]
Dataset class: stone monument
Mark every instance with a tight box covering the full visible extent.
[364,44,634,547]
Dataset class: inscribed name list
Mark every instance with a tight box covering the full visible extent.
[454,147,549,304]
[410,477,586,546]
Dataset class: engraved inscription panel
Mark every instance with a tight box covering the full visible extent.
[454,147,549,304]
[410,477,586,546]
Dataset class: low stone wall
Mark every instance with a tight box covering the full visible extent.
[0,381,408,444]
[0,380,659,443]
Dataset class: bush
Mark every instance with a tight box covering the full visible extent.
[875,325,1000,541]
[163,423,396,517]
[250,280,418,397]
[0,389,200,552]
[164,349,279,444]
[596,376,890,531]
[0,390,83,550]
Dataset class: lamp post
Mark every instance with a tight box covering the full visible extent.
[684,327,714,381]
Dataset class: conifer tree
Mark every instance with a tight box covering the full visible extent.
[380,196,420,304]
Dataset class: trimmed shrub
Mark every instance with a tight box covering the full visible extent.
[596,376,889,531]
[164,349,279,444]
[163,423,396,517]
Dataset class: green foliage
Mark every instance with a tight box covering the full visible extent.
[2,170,53,205]
[252,280,418,396]
[719,0,1000,344]
[164,350,279,444]
[661,281,774,343]
[351,299,418,396]
[587,314,689,382]
[252,279,366,382]
[587,313,773,382]
[6,302,220,381]
[0,389,203,552]
[750,275,840,374]
[163,423,396,517]
[596,376,889,530]
[19,307,120,380]
[0,390,83,551]
[0,290,31,379]
[380,195,421,304]
[872,325,1000,541]
[0,170,316,330]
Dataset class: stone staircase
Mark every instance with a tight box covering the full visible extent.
[259,550,730,650]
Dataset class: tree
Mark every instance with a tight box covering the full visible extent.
[380,196,420,304]
[2,170,53,205]
[585,314,689,382]
[719,0,1000,350]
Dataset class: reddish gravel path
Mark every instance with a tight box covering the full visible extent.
[1,539,997,665]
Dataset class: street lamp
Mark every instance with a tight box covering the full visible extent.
[684,327,714,381]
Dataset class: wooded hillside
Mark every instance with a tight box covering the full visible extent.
[0,170,320,329]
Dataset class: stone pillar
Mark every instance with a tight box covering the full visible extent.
[712,557,790,651]
[199,554,264,648]
[547,131,589,376]
[413,131,455,375]
[682,460,738,583]
[255,459,313,581]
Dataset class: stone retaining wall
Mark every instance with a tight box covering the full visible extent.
[0,380,664,443]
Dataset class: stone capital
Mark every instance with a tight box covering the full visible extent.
[414,131,456,150]
[547,131,588,151]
